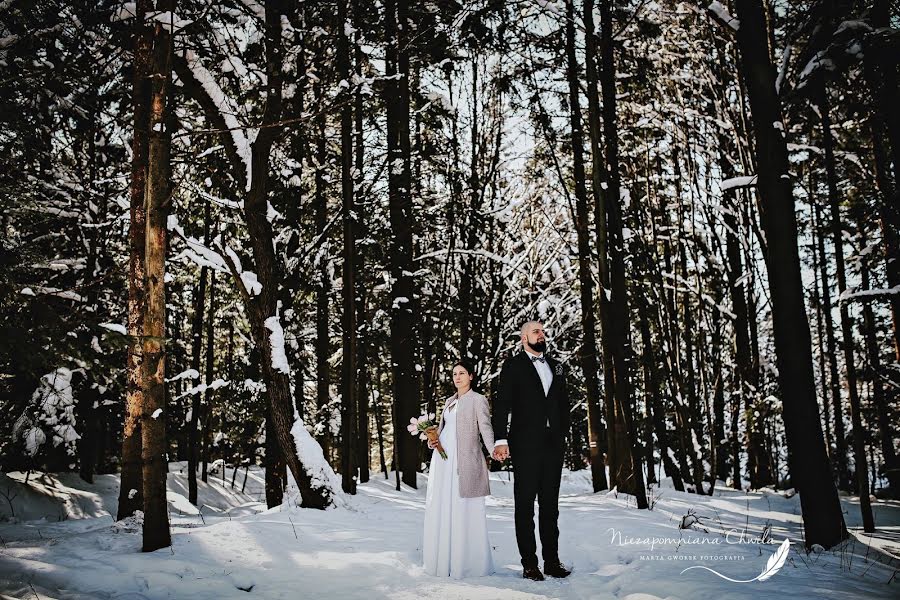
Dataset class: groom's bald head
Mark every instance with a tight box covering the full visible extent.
[520,320,547,354]
[520,320,542,336]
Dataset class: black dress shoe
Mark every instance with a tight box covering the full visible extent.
[543,560,572,578]
[523,565,545,581]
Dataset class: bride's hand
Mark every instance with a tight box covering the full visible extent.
[427,439,438,450]
[492,444,509,461]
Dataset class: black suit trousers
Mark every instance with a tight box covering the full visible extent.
[511,427,564,568]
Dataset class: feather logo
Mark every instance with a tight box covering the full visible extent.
[680,538,790,583]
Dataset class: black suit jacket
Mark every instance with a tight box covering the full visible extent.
[492,350,571,457]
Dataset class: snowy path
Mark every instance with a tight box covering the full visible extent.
[0,468,896,599]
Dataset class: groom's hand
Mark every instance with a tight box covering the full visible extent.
[492,444,510,461]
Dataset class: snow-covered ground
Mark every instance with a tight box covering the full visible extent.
[0,464,896,599]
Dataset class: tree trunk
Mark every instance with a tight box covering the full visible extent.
[814,198,849,489]
[641,173,687,492]
[313,52,332,461]
[868,97,900,367]
[374,386,388,479]
[862,7,900,496]
[598,0,647,507]
[585,0,613,489]
[353,15,371,482]
[721,155,768,489]
[858,209,900,495]
[338,0,357,495]
[187,197,211,505]
[264,404,285,508]
[731,0,847,549]
[252,1,332,509]
[809,196,833,457]
[384,0,421,489]
[224,319,235,483]
[201,268,217,484]
[283,1,308,426]
[567,0,606,492]
[820,87,874,531]
[118,0,153,522]
[638,303,669,487]
[172,0,335,509]
[77,375,100,484]
[141,10,173,552]
[864,0,900,364]
[459,56,478,360]
[675,177,709,493]
[711,267,730,480]
[79,88,102,486]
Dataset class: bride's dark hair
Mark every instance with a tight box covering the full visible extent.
[451,359,477,390]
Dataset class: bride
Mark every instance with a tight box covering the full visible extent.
[422,359,496,578]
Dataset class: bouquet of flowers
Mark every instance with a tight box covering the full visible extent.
[407,413,447,460]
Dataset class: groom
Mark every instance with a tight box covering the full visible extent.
[492,320,572,581]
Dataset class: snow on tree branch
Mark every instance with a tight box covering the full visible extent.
[167,214,229,273]
[110,4,192,32]
[0,23,63,50]
[707,2,740,32]
[167,214,261,296]
[218,239,263,297]
[99,323,127,335]
[838,285,900,304]
[175,50,252,191]
[14,368,80,457]
[167,369,200,382]
[19,286,84,302]
[264,316,290,375]
[775,44,792,94]
[797,51,835,89]
[176,378,230,401]
[720,175,758,191]
[109,2,137,21]
[236,0,266,21]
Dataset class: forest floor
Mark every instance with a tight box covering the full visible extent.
[0,463,896,599]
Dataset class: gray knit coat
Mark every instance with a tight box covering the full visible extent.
[436,389,495,498]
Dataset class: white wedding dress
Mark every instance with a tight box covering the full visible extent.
[422,400,494,578]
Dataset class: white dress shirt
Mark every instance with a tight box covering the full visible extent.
[495,352,553,448]
[531,352,553,396]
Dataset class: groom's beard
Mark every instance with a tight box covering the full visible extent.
[528,339,547,354]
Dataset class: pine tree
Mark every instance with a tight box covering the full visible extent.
[140,0,174,552]
[727,0,848,549]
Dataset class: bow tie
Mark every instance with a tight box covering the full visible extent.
[531,356,546,363]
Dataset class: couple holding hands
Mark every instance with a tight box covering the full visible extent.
[422,320,573,582]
